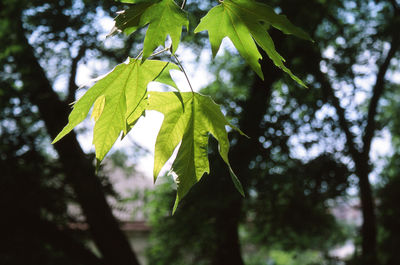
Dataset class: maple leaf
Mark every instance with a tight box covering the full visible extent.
[110,0,188,59]
[52,59,179,166]
[194,0,311,86]
[148,91,245,212]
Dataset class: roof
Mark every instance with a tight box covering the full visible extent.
[68,221,151,232]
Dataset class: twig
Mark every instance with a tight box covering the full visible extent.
[67,45,86,103]
[134,50,143,60]
[181,0,187,9]
[362,33,400,156]
[171,52,194,93]
[148,46,171,58]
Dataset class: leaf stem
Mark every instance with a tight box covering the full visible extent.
[134,50,143,60]
[134,46,171,61]
[148,46,171,58]
[171,52,194,93]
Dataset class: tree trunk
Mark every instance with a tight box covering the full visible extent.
[211,53,280,265]
[355,158,377,265]
[13,16,141,265]
[211,195,245,265]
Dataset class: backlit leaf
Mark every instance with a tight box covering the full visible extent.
[110,0,188,59]
[194,0,310,86]
[91,95,106,122]
[52,59,179,166]
[148,92,245,213]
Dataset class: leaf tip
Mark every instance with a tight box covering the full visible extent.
[296,78,308,88]
[95,159,101,174]
[106,28,119,38]
[172,195,179,215]
[51,130,67,145]
[256,68,265,81]
[52,134,63,144]
[230,124,249,139]
[238,129,250,139]
[229,169,245,197]
[153,174,158,184]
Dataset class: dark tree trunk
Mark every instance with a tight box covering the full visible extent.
[32,218,107,265]
[356,163,377,265]
[211,195,245,265]
[12,15,141,265]
[210,52,280,265]
[355,30,399,264]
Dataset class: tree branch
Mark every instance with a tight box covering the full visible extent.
[314,67,361,160]
[361,32,400,157]
[388,0,400,15]
[67,45,86,103]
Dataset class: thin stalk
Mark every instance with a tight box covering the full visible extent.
[134,50,143,60]
[134,46,170,61]
[181,0,187,9]
[171,52,194,93]
[148,46,171,58]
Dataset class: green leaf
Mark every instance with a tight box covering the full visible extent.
[228,0,313,41]
[109,1,155,36]
[141,0,188,58]
[148,92,244,212]
[110,0,188,59]
[147,92,190,183]
[122,94,148,139]
[91,95,106,122]
[194,0,309,86]
[52,59,179,166]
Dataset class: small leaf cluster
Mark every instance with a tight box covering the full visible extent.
[53,0,311,211]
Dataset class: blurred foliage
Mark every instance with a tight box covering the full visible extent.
[144,50,350,265]
[144,0,400,264]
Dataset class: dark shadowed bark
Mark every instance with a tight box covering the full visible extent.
[357,30,400,264]
[210,52,281,265]
[31,218,106,265]
[9,9,142,265]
